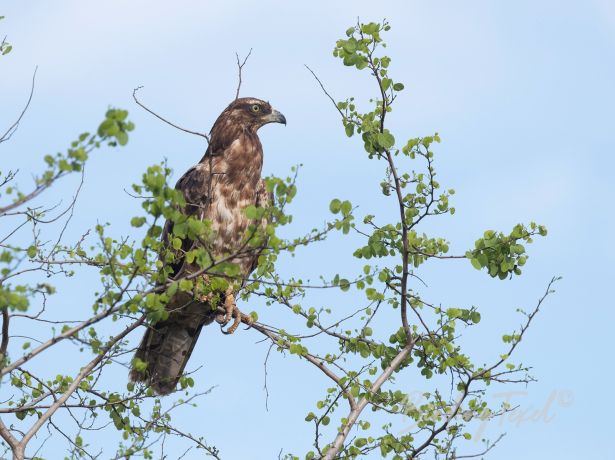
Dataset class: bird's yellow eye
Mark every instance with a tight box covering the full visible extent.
[251,104,261,112]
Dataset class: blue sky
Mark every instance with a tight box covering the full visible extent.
[1,1,614,458]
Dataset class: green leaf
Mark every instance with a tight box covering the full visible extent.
[378,131,395,149]
[329,199,341,214]
[116,130,128,146]
[345,123,354,137]
[130,217,146,228]
[26,246,37,258]
[340,200,352,216]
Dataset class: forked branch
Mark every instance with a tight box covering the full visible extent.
[235,48,253,100]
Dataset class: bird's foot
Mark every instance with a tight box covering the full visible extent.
[217,288,254,334]
[221,307,254,335]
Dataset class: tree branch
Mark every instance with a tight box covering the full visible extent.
[235,49,252,100]
[0,66,37,145]
[455,433,506,459]
[132,86,210,142]
[304,65,346,119]
[0,419,19,451]
[0,307,9,364]
[322,342,415,459]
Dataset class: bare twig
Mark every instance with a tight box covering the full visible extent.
[235,48,253,100]
[132,86,210,142]
[304,65,346,119]
[247,320,357,412]
[0,304,120,377]
[263,342,273,411]
[455,433,506,459]
[0,66,37,144]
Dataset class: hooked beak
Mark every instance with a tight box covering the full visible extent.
[263,109,286,126]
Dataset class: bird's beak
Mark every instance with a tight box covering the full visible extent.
[263,109,286,125]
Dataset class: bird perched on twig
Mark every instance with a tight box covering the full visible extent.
[130,97,286,394]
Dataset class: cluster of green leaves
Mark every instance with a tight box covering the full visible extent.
[334,22,403,157]
[467,223,547,279]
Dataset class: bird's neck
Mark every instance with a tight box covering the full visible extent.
[203,131,263,188]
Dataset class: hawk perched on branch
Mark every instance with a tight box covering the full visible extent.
[130,97,286,394]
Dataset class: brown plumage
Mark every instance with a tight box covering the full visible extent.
[130,97,286,394]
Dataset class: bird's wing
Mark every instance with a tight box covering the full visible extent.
[255,177,273,209]
[160,164,212,278]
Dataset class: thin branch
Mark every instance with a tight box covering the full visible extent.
[132,86,210,142]
[411,278,558,458]
[0,66,37,144]
[235,48,252,100]
[304,65,346,119]
[263,342,273,411]
[0,304,120,377]
[455,433,506,459]
[247,320,357,412]
[0,308,9,364]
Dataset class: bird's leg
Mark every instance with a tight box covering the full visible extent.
[216,286,236,326]
[223,287,235,324]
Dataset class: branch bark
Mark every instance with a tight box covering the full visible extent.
[322,342,415,460]
[0,307,9,364]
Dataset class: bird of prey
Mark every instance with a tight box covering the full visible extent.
[130,97,286,394]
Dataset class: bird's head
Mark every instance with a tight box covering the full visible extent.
[219,97,286,131]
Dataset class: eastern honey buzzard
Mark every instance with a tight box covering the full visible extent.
[130,97,286,394]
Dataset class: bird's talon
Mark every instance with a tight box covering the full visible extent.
[222,307,242,335]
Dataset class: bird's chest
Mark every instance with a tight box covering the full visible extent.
[208,180,257,253]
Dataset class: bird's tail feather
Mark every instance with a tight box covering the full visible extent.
[129,293,216,395]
